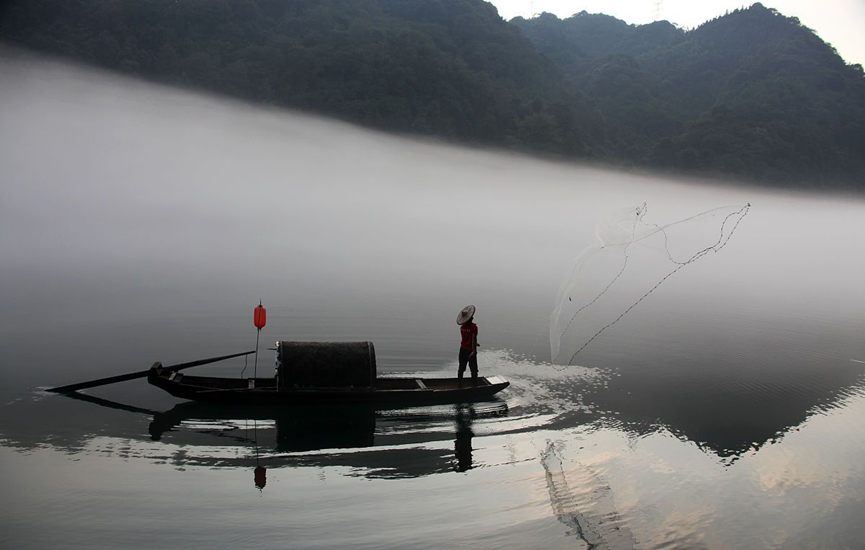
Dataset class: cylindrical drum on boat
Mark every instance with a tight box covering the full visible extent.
[276,341,376,388]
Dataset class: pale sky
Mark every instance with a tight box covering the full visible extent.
[489,0,865,66]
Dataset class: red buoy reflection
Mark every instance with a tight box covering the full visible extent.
[254,466,267,489]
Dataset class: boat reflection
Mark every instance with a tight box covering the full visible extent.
[148,401,378,451]
[144,399,509,479]
[13,390,508,480]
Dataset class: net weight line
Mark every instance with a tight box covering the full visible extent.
[556,203,751,368]
[557,203,648,341]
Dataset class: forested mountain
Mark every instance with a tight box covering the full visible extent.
[2,0,863,187]
[514,5,865,185]
[512,11,682,72]
[0,0,603,157]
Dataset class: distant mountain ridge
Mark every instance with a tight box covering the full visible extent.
[513,5,865,184]
[512,11,682,67]
[2,0,863,187]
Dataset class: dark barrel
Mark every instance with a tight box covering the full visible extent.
[277,341,377,389]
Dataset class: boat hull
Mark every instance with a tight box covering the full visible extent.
[147,365,509,406]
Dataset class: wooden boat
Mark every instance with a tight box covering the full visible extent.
[147,340,509,405]
[148,369,509,405]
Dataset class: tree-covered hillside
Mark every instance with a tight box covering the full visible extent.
[2,0,863,187]
[513,5,865,186]
[512,11,682,73]
[0,0,605,157]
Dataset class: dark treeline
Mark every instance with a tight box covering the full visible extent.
[0,0,602,156]
[513,6,865,187]
[2,0,863,188]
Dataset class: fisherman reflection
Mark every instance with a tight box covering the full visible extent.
[454,403,476,472]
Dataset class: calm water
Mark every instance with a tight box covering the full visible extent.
[2,52,865,550]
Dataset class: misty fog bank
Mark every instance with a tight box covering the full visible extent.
[2,54,864,355]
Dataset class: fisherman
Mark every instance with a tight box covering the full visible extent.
[456,305,479,386]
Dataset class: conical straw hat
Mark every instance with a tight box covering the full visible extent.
[456,305,476,325]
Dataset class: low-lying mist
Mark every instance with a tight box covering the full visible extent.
[2,51,864,365]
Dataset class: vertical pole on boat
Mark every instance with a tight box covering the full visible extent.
[253,300,267,378]
[254,329,260,378]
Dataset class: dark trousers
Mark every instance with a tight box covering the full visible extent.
[458,348,478,383]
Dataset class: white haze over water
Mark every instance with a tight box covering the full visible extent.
[1,51,865,368]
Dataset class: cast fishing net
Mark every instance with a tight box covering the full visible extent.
[550,203,750,366]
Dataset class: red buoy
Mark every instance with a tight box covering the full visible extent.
[254,302,266,329]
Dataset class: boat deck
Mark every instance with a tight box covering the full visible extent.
[375,377,498,391]
[164,372,502,391]
[148,366,509,405]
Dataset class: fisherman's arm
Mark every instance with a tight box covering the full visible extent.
[470,330,478,357]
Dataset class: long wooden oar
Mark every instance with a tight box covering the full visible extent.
[47,350,256,394]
